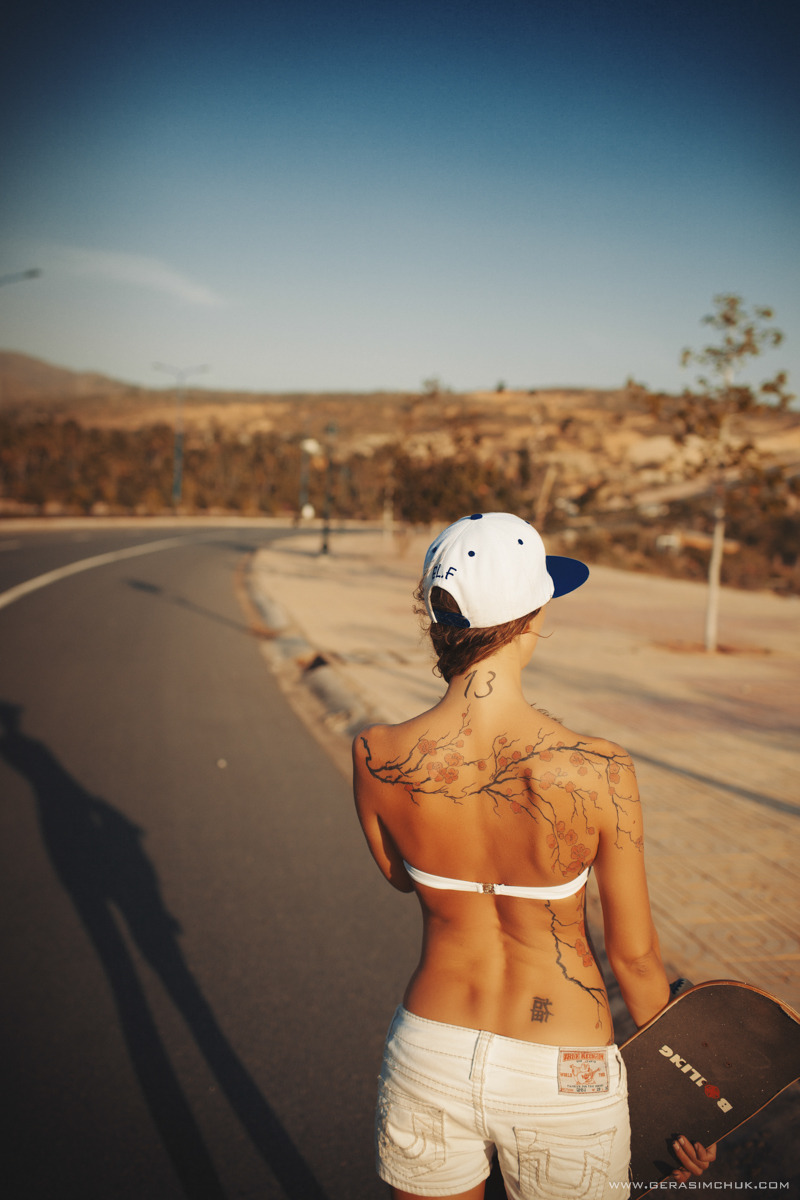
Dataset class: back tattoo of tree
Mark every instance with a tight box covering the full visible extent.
[549,895,610,1028]
[360,707,642,883]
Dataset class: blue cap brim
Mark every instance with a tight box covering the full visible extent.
[546,555,590,599]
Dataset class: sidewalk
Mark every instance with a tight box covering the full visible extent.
[249,525,800,1012]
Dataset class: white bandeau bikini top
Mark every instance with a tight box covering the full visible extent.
[402,860,590,899]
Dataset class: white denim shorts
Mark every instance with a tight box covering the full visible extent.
[376,1006,631,1199]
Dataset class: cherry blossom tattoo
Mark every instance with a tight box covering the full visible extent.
[359,707,642,882]
[548,895,610,1029]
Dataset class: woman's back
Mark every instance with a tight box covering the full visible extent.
[354,669,644,1047]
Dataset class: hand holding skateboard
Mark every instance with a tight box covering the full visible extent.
[670,1135,717,1182]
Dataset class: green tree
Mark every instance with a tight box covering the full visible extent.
[672,294,793,649]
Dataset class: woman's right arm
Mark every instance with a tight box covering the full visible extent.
[591,745,670,1027]
[352,729,414,893]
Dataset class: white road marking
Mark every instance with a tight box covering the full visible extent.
[0,536,192,612]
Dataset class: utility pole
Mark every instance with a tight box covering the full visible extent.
[320,422,337,554]
[153,363,208,506]
[299,437,322,521]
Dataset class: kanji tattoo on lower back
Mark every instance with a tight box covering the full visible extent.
[359,707,643,881]
[530,996,553,1024]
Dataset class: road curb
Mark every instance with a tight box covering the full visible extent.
[248,559,390,738]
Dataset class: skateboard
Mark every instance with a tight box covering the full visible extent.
[621,980,800,1198]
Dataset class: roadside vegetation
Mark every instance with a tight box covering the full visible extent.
[1,296,797,597]
[2,407,798,596]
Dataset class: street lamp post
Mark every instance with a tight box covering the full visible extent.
[153,363,208,506]
[299,437,322,520]
[320,422,337,555]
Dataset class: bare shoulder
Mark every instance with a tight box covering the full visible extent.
[560,731,635,772]
[352,716,419,766]
[534,713,635,773]
[352,722,388,789]
[352,716,426,802]
[553,729,644,853]
[352,721,383,762]
[534,719,641,829]
[562,732,638,795]
[351,723,416,892]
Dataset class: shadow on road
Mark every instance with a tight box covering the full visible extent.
[0,701,328,1200]
[125,576,268,639]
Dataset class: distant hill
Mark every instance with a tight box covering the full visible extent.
[0,351,132,406]
[0,351,636,459]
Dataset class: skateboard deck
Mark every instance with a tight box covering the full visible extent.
[621,980,800,1198]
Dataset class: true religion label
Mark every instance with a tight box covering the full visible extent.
[557,1048,610,1094]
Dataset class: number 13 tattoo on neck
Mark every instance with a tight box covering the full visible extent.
[464,670,495,699]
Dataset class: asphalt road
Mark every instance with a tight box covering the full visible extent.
[0,523,419,1200]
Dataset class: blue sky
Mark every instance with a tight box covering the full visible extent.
[1,0,797,395]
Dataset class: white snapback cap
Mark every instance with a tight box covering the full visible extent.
[422,512,589,629]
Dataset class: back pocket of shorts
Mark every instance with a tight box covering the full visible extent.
[376,1078,446,1184]
[514,1126,616,1200]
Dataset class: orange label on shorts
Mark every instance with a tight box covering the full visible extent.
[557,1048,610,1094]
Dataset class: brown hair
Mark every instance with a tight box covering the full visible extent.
[414,583,539,682]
